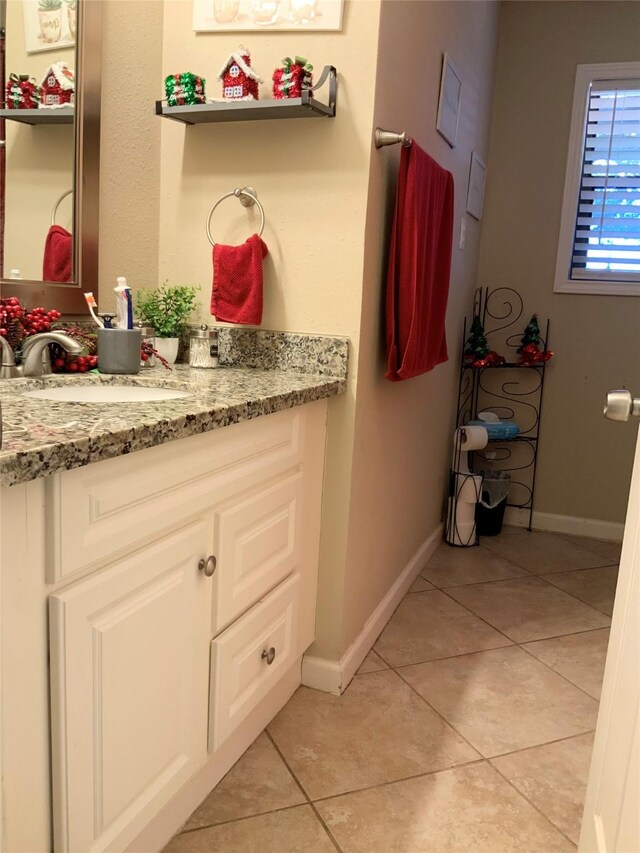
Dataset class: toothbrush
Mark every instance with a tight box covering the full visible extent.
[114,276,128,328]
[125,288,134,330]
[84,292,104,328]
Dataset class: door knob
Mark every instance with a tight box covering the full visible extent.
[198,555,217,577]
[261,647,276,665]
[604,390,640,422]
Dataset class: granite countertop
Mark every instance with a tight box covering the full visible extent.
[0,329,349,487]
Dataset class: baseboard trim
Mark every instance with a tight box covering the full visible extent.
[301,523,443,695]
[504,508,623,543]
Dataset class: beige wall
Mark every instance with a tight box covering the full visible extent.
[95,0,498,661]
[477,1,640,525]
[98,0,163,301]
[157,0,382,660]
[4,0,74,280]
[337,0,499,653]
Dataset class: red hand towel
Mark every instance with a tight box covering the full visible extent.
[43,224,73,283]
[385,142,454,381]
[211,233,269,325]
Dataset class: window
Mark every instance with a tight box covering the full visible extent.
[554,62,640,295]
[229,65,240,78]
[223,85,243,98]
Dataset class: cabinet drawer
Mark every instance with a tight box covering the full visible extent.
[47,408,304,582]
[212,472,303,634]
[209,573,300,751]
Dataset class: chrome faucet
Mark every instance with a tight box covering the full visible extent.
[0,336,20,379]
[0,332,83,379]
[21,332,84,377]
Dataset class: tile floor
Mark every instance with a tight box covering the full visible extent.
[165,529,619,852]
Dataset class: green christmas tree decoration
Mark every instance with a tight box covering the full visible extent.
[518,314,541,353]
[464,315,490,361]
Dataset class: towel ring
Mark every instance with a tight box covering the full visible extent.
[206,187,265,247]
[51,189,73,227]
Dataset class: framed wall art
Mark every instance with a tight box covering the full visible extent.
[436,52,462,148]
[22,0,76,55]
[466,152,486,220]
[193,0,344,32]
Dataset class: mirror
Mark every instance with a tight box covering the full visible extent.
[0,0,100,312]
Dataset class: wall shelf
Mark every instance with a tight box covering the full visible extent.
[155,66,336,125]
[0,107,74,125]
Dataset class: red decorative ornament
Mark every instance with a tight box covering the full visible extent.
[5,73,41,109]
[517,342,554,365]
[272,56,313,99]
[217,46,262,101]
[469,349,505,368]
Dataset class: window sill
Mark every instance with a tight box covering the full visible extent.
[553,278,640,297]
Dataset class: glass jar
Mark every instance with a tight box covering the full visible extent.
[137,324,156,368]
[189,326,219,369]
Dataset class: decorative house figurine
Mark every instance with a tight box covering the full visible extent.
[272,56,313,99]
[164,72,206,107]
[217,47,262,101]
[5,74,41,109]
[40,62,74,107]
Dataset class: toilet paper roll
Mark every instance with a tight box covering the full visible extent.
[445,499,477,546]
[452,425,488,474]
[459,425,488,452]
[455,473,482,504]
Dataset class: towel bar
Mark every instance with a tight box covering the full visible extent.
[51,189,73,226]
[206,186,265,247]
[374,128,412,149]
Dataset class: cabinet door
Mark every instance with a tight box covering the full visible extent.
[49,520,212,853]
[212,472,303,634]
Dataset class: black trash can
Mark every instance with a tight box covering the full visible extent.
[475,471,510,536]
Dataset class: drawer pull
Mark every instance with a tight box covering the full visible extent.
[261,647,276,665]
[198,555,217,577]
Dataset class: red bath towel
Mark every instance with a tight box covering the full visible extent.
[385,142,454,381]
[43,224,73,282]
[211,234,269,325]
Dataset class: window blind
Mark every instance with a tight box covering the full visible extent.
[571,79,640,282]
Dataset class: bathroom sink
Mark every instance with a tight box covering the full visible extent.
[22,385,192,404]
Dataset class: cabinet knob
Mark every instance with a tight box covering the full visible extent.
[261,647,276,665]
[198,555,217,577]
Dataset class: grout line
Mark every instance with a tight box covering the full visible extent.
[307,800,345,852]
[489,755,580,848]
[391,666,484,758]
[487,729,597,761]
[553,530,622,559]
[265,729,343,853]
[480,534,616,574]
[438,581,611,645]
[515,624,611,643]
[517,641,604,703]
[437,587,517,645]
[309,757,488,804]
[432,570,531,590]
[177,801,312,836]
[379,639,514,672]
[536,571,617,618]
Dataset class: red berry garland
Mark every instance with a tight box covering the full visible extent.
[0,298,171,373]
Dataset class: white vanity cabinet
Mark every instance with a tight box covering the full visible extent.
[0,400,327,853]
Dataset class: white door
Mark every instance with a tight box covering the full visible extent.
[580,391,640,852]
[49,520,213,853]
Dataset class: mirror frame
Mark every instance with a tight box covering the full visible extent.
[0,0,101,313]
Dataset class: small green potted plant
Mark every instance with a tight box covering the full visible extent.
[136,284,199,364]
